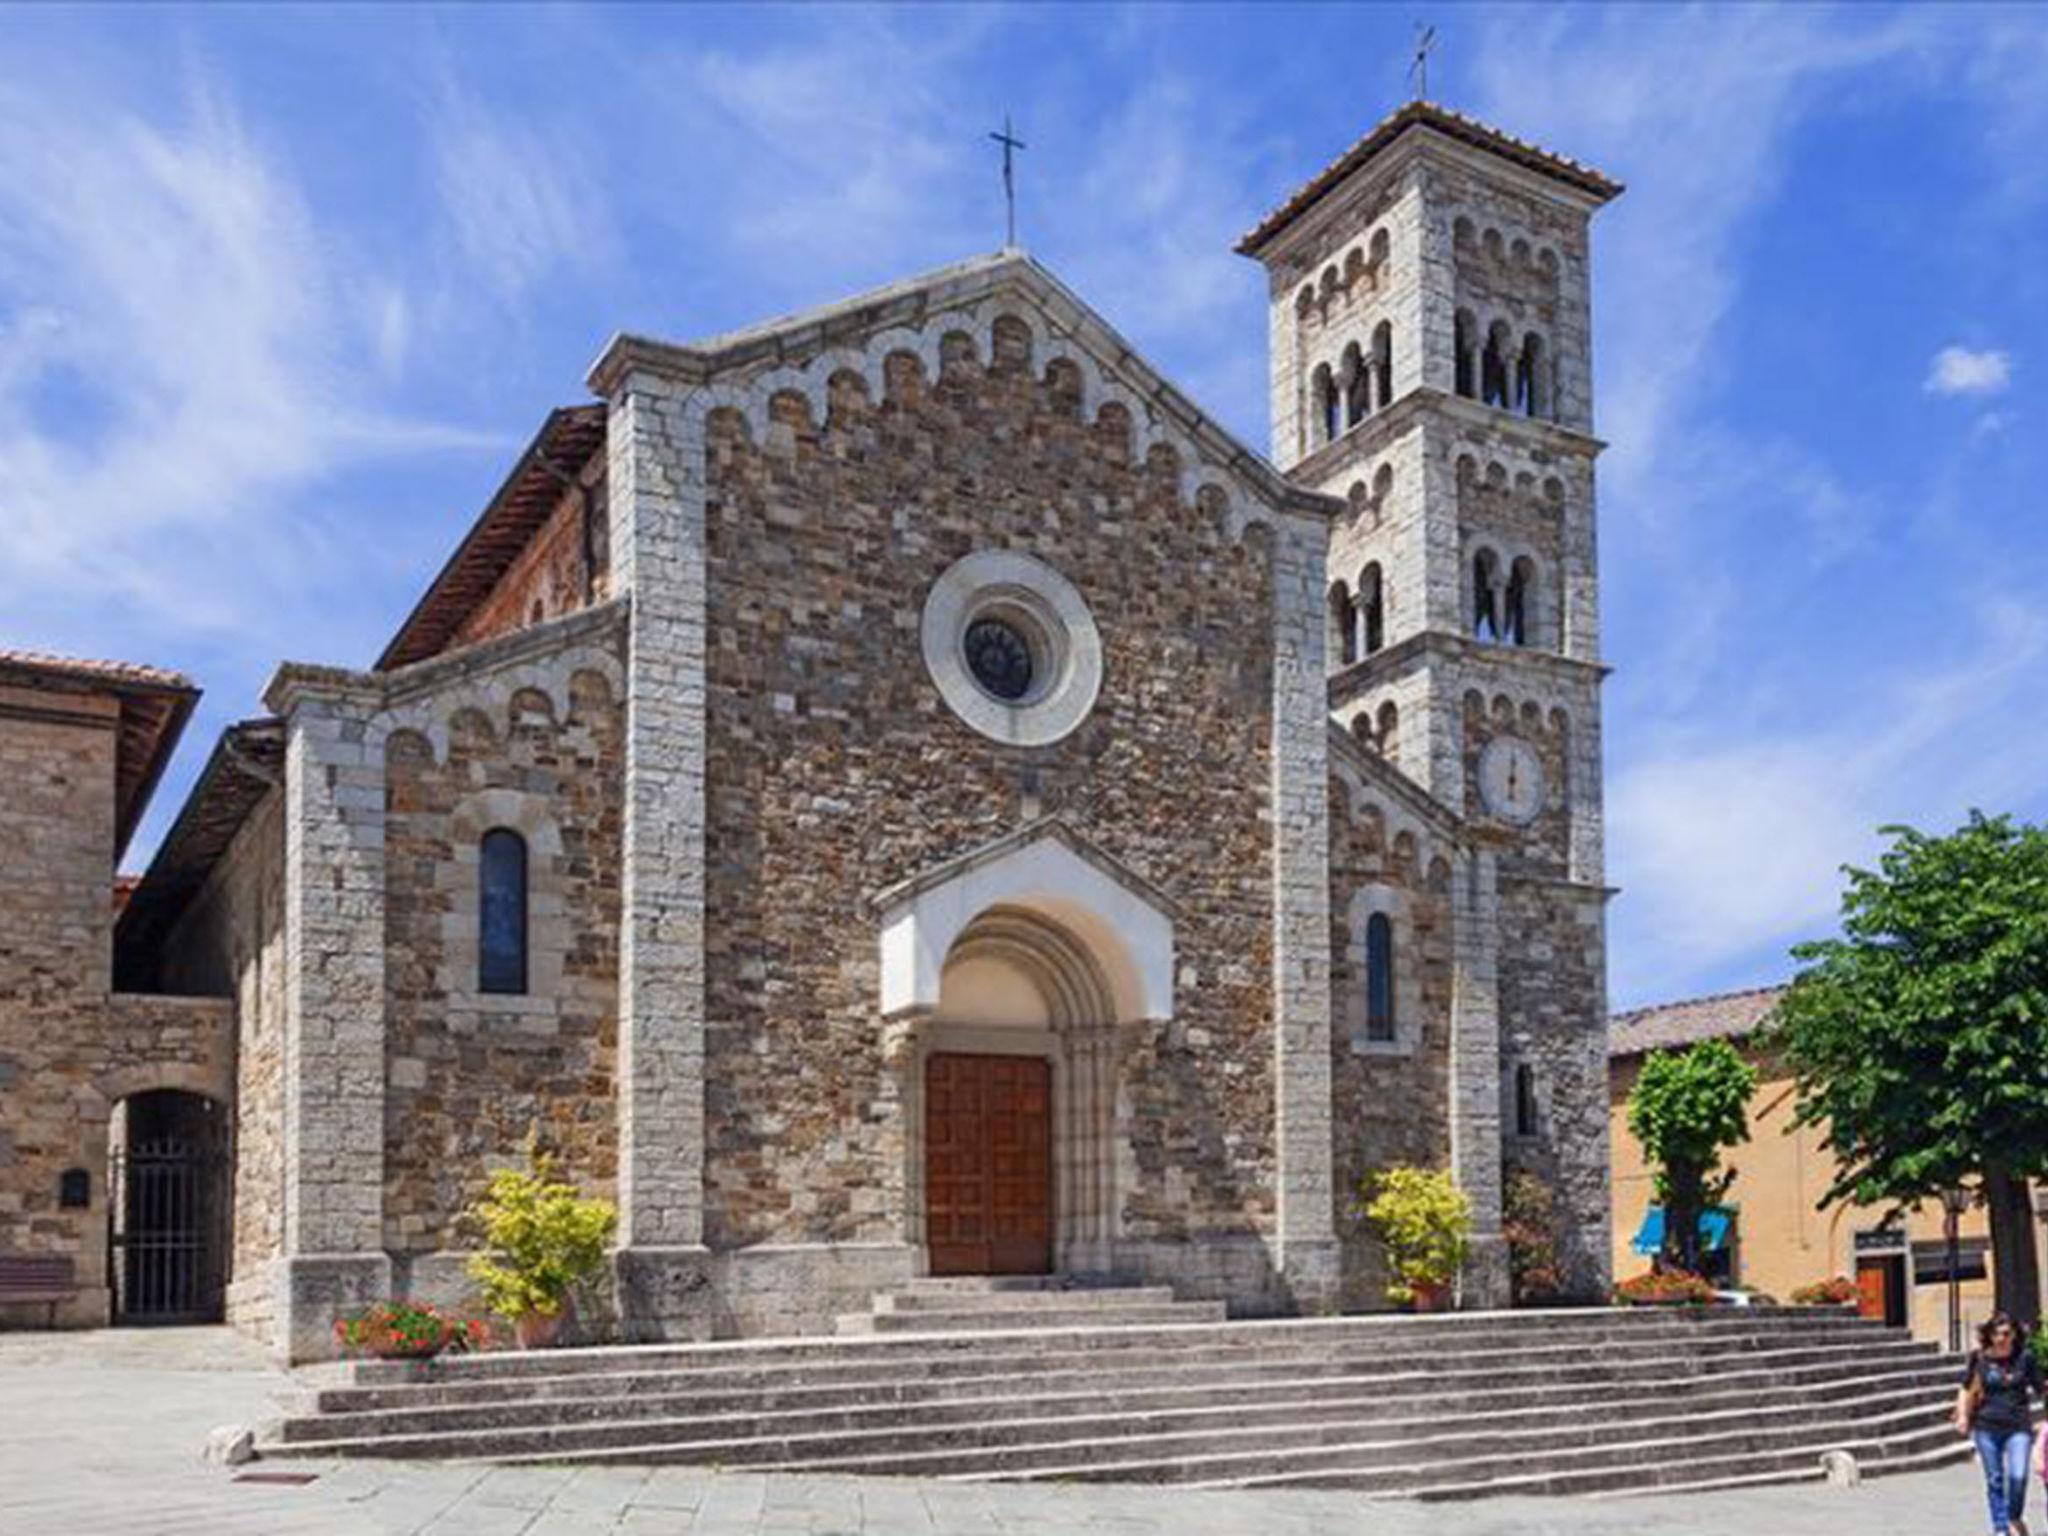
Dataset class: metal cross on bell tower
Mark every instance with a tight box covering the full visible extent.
[989,114,1027,249]
[1410,24,1438,101]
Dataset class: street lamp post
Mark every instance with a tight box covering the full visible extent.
[1941,1186,1973,1356]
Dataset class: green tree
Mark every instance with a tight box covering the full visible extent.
[1772,813,2048,1324]
[1627,1038,1756,1274]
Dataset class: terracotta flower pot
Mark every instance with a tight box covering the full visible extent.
[514,1306,565,1350]
[1408,1280,1451,1313]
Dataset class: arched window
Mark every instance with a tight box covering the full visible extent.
[1376,700,1400,760]
[1473,550,1501,642]
[1343,344,1369,429]
[1454,310,1477,399]
[1504,559,1532,647]
[1329,581,1359,666]
[1313,364,1339,446]
[479,828,529,995]
[1359,563,1385,655]
[1372,321,1394,411]
[1514,1063,1540,1138]
[1365,913,1395,1042]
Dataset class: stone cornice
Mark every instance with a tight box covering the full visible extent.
[587,251,1342,530]
[1288,387,1605,489]
[264,598,627,717]
[868,815,1185,920]
[1329,631,1609,710]
[1326,722,1467,845]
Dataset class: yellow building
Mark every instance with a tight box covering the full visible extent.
[1609,985,2009,1346]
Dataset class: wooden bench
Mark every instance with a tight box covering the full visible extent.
[0,1254,78,1327]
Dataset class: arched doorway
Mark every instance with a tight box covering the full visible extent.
[918,907,1119,1277]
[108,1090,227,1324]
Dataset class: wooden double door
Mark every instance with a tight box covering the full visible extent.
[925,1052,1053,1276]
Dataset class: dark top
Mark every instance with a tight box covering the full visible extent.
[1964,1348,2041,1436]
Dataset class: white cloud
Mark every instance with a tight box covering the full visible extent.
[426,70,612,304]
[0,67,497,646]
[1925,344,2013,396]
[1608,602,2048,1004]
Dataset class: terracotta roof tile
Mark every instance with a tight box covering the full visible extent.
[1609,984,1787,1058]
[376,405,606,672]
[0,646,199,857]
[114,717,284,990]
[0,648,194,693]
[1238,100,1622,257]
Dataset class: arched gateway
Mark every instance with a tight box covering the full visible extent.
[876,822,1175,1279]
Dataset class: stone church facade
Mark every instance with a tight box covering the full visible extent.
[0,103,1620,1359]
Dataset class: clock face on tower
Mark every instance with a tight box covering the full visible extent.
[1477,736,1545,825]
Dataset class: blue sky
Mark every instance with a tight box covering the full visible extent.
[2,5,2043,1009]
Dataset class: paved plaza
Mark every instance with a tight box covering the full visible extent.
[0,1328,1992,1535]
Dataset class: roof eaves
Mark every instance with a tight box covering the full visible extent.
[374,405,607,673]
[1237,100,1622,259]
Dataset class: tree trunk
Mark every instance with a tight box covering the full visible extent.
[1663,1161,1704,1276]
[1983,1163,2041,1328]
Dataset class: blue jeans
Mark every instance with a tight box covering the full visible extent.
[1974,1427,2033,1533]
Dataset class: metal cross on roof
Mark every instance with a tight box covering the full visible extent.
[989,114,1026,249]
[1410,24,1438,100]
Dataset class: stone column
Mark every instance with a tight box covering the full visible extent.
[1451,845,1509,1306]
[1269,511,1339,1309]
[604,370,716,1338]
[269,675,390,1361]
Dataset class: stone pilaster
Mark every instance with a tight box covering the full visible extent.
[1270,511,1339,1307]
[605,371,716,1338]
[271,678,390,1360]
[1451,845,1509,1306]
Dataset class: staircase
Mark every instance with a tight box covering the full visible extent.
[837,1276,1228,1334]
[262,1299,1968,1499]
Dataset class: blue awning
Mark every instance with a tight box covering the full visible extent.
[1630,1205,1734,1257]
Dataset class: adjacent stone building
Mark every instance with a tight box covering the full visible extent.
[0,102,1621,1357]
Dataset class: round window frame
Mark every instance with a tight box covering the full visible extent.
[921,550,1102,747]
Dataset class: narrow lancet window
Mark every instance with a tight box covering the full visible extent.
[479,828,530,995]
[1365,913,1396,1042]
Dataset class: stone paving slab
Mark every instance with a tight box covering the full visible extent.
[0,1327,2006,1535]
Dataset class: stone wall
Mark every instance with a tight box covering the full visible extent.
[696,317,1284,1276]
[1326,754,1457,1310]
[1498,872,1611,1298]
[0,685,233,1327]
[381,670,623,1253]
[159,789,287,1338]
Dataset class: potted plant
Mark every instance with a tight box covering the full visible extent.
[1788,1276,1858,1308]
[333,1300,489,1361]
[1361,1165,1472,1311]
[1612,1268,1717,1306]
[1502,1167,1565,1307]
[464,1140,618,1349]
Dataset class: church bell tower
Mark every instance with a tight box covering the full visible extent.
[1240,102,1624,1295]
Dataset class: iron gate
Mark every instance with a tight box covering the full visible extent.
[110,1134,225,1324]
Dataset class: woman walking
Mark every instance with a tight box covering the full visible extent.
[1957,1311,2042,1536]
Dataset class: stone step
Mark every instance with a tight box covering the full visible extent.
[339,1307,1903,1387]
[267,1309,1951,1497]
[296,1349,1953,1440]
[316,1327,1939,1414]
[1577,1437,1975,1502]
[892,1276,1076,1294]
[274,1376,1948,1473]
[837,1300,1226,1334]
[274,1360,1954,1450]
[818,1398,1958,1488]
[1183,1405,1963,1497]
[870,1285,1181,1313]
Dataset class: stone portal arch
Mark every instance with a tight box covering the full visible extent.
[876,823,1174,1277]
